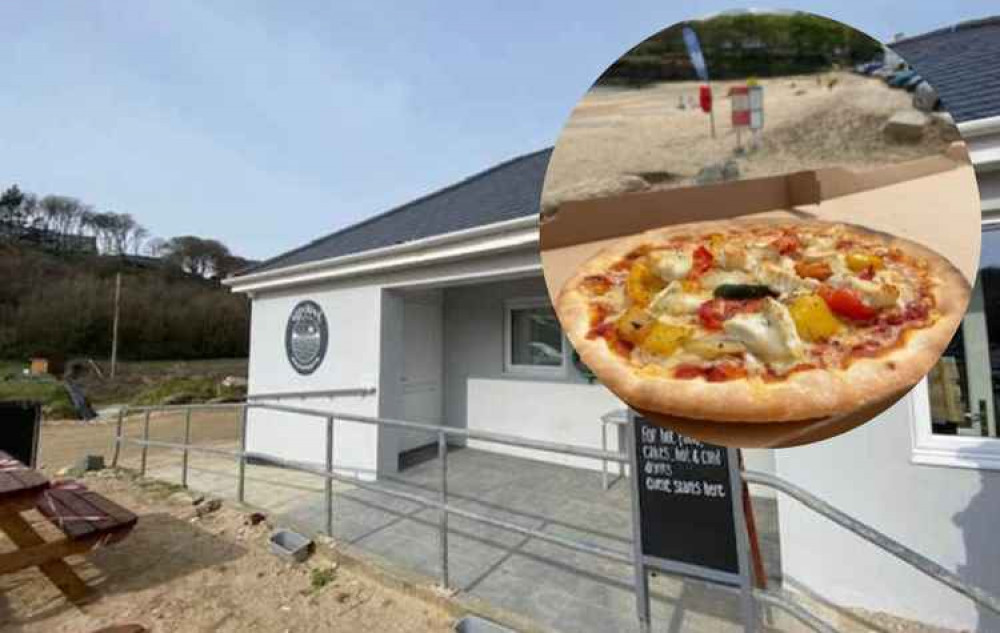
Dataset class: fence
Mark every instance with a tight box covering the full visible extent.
[111,401,1000,632]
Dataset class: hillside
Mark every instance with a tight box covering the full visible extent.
[0,242,248,361]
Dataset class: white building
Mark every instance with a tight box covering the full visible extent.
[225,18,1000,632]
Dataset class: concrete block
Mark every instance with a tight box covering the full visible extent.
[884,110,928,143]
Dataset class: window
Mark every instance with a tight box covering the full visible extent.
[915,224,1000,469]
[504,298,567,376]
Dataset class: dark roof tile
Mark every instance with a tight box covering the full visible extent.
[891,17,1000,123]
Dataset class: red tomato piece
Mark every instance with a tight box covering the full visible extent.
[674,364,705,379]
[697,299,727,330]
[697,298,764,330]
[818,285,876,321]
[692,245,714,275]
[706,364,747,382]
[771,233,800,255]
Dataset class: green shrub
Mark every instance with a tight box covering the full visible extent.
[310,566,337,591]
[131,377,219,406]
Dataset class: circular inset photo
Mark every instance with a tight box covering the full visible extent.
[539,10,981,447]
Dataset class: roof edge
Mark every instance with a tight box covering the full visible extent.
[242,147,552,276]
[958,115,1000,139]
[224,214,539,292]
[891,16,1000,48]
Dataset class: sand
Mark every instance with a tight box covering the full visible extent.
[543,71,955,208]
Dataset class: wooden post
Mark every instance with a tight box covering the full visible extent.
[738,451,767,589]
[140,410,150,477]
[181,407,192,488]
[110,272,121,379]
[708,85,717,139]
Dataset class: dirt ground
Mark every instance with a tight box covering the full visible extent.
[38,409,241,474]
[542,71,956,207]
[0,468,454,633]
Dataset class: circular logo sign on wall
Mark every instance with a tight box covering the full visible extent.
[285,300,328,375]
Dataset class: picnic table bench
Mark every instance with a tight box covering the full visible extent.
[0,450,137,603]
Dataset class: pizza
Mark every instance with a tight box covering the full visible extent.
[557,218,970,422]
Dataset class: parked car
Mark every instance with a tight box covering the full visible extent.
[872,65,900,79]
[888,69,918,87]
[903,74,924,91]
[913,80,941,112]
[855,61,883,75]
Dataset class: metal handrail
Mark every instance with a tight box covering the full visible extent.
[256,402,629,464]
[247,386,377,400]
[744,469,1000,617]
[109,401,1000,631]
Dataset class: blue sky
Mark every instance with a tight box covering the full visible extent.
[1,1,995,260]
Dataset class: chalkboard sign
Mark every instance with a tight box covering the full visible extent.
[632,415,739,574]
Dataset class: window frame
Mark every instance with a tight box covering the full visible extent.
[502,297,569,378]
[911,379,1000,470]
[912,221,1000,471]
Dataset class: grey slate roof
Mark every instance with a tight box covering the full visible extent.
[243,148,552,275]
[891,17,1000,123]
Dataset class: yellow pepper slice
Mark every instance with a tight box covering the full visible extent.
[615,306,653,344]
[639,323,691,356]
[626,259,665,307]
[846,252,883,273]
[789,295,842,342]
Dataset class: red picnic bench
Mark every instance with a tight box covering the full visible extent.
[0,450,137,603]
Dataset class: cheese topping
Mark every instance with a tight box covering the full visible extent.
[723,299,804,362]
[649,250,692,281]
[649,281,706,316]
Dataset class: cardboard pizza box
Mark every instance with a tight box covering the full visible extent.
[540,144,981,448]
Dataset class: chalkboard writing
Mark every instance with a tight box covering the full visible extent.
[633,415,739,574]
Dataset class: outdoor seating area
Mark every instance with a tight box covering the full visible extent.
[0,450,137,604]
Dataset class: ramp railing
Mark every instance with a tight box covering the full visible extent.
[109,401,1000,632]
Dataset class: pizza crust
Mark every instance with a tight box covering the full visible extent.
[557,218,971,423]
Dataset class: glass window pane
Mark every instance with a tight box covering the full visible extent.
[510,306,563,367]
[929,228,1000,438]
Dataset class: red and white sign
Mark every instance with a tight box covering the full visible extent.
[729,85,763,130]
[729,86,750,127]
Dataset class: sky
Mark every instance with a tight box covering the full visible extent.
[1,1,996,261]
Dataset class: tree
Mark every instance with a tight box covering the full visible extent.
[0,185,25,227]
[143,237,168,257]
[39,195,84,247]
[106,212,137,255]
[214,253,253,278]
[128,225,149,254]
[161,235,233,277]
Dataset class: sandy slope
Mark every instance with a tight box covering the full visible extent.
[543,71,954,206]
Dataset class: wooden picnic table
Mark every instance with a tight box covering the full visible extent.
[0,450,137,603]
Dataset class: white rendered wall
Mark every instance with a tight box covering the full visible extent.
[245,282,382,479]
[245,247,541,478]
[775,390,1000,632]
